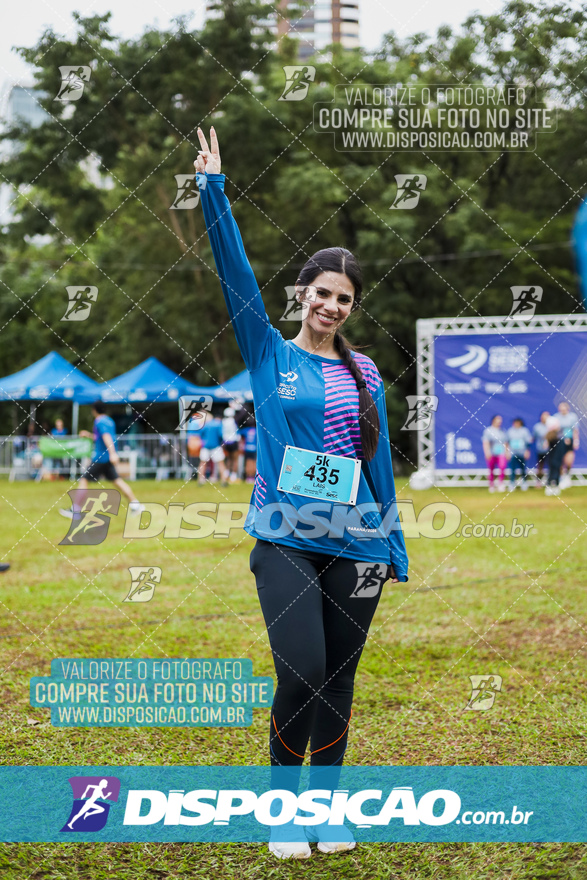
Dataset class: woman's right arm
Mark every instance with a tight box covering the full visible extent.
[195,127,278,371]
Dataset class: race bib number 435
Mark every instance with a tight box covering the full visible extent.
[277,446,361,505]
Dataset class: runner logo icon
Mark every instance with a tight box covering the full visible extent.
[170,174,200,210]
[123,566,162,602]
[59,489,121,545]
[508,286,543,319]
[61,286,98,322]
[61,776,121,832]
[351,562,387,598]
[279,285,317,321]
[465,674,503,710]
[279,65,316,101]
[55,66,91,101]
[390,174,427,209]
[177,395,213,430]
[402,395,439,431]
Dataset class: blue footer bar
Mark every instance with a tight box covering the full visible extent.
[1,766,585,842]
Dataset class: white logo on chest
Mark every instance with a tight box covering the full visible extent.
[277,370,298,399]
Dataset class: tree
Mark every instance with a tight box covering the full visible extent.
[1,0,585,462]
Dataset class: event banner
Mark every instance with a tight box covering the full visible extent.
[433,331,587,470]
[38,437,93,459]
[0,766,585,843]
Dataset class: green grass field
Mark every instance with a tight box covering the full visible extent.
[1,479,586,878]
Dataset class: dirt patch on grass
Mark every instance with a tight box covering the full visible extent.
[484,614,587,656]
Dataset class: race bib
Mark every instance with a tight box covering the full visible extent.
[277,445,361,505]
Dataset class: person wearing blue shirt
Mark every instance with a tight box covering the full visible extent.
[545,413,564,495]
[59,402,143,520]
[186,414,203,477]
[506,417,532,491]
[557,401,580,489]
[198,412,228,485]
[196,128,408,859]
[239,420,257,483]
[532,411,550,487]
[49,418,68,476]
[51,418,68,437]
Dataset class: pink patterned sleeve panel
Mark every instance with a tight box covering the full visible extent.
[252,472,267,510]
[322,352,383,459]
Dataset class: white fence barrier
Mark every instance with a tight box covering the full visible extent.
[0,434,204,481]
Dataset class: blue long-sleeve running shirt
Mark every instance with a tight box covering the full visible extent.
[197,172,409,581]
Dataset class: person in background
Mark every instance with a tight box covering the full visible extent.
[532,411,550,488]
[557,401,580,490]
[238,416,257,483]
[506,417,532,491]
[46,418,68,477]
[233,402,252,429]
[233,403,254,480]
[482,415,509,492]
[51,418,67,437]
[59,401,144,519]
[221,407,240,482]
[25,425,43,480]
[186,413,203,480]
[198,411,228,486]
[544,413,564,496]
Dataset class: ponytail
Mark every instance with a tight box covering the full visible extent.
[334,331,380,461]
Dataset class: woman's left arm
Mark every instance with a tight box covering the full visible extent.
[364,376,409,582]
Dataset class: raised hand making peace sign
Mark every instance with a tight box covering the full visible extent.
[194,126,222,175]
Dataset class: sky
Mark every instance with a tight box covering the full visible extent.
[0,0,506,96]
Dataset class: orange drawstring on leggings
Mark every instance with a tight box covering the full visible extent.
[272,709,353,758]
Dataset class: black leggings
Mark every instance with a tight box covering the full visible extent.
[548,440,567,485]
[249,539,390,768]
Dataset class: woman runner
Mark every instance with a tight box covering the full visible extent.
[482,414,509,492]
[195,128,408,860]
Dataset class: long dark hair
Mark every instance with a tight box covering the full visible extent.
[296,247,380,460]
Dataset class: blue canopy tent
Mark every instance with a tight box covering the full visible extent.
[99,357,206,403]
[207,369,253,403]
[0,351,102,432]
[572,198,587,311]
[98,358,214,478]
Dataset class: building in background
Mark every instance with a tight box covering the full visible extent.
[0,84,49,227]
[205,0,360,57]
[3,84,49,130]
[277,0,360,57]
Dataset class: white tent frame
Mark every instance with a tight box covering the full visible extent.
[415,313,587,487]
